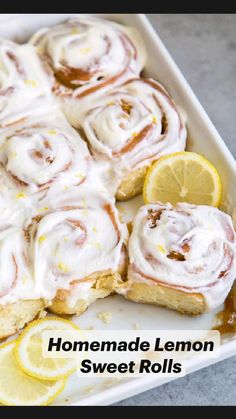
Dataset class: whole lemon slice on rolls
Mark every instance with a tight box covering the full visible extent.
[143,152,221,207]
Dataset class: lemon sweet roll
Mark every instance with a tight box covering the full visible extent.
[64,78,187,201]
[30,187,128,316]
[30,16,146,98]
[115,202,236,315]
[0,112,91,199]
[0,186,128,337]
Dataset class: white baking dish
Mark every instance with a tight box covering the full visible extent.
[0,13,236,406]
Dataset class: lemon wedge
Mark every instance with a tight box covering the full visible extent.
[143,152,221,206]
[15,318,79,381]
[0,340,65,406]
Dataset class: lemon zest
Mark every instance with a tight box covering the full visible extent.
[156,244,166,254]
[24,79,37,87]
[38,235,46,244]
[16,192,26,199]
[47,130,57,135]
[58,262,69,273]
[152,115,157,124]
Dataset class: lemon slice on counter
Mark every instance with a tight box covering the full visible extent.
[143,152,222,206]
[15,318,79,381]
[0,340,65,406]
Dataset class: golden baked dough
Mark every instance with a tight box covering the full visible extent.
[49,273,118,316]
[116,166,148,201]
[115,280,205,316]
[0,299,45,340]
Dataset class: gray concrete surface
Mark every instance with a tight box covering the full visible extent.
[115,14,236,406]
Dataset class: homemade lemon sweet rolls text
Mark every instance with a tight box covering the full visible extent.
[0,39,53,128]
[30,17,146,98]
[115,202,236,315]
[29,188,128,315]
[0,113,91,197]
[69,78,186,200]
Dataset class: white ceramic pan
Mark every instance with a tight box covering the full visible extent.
[0,14,235,406]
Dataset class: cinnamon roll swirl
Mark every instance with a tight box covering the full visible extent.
[30,17,146,98]
[0,39,53,128]
[0,113,90,196]
[115,202,236,315]
[68,78,186,200]
[28,188,127,315]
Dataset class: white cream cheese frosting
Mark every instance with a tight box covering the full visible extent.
[0,226,36,305]
[0,38,53,127]
[30,16,146,97]
[128,202,236,311]
[0,111,91,196]
[31,188,127,301]
[64,78,186,180]
[0,179,37,228]
[0,187,127,305]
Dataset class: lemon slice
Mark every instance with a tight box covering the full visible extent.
[15,317,79,381]
[0,340,65,406]
[143,152,221,206]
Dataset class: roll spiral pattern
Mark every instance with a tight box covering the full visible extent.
[29,190,127,300]
[31,17,145,97]
[72,78,186,174]
[0,116,90,194]
[128,202,236,310]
